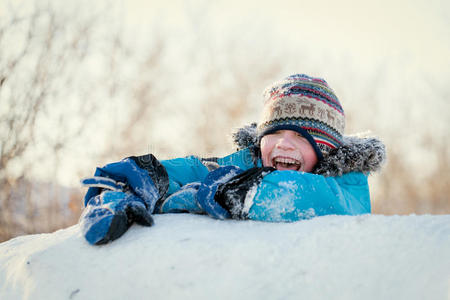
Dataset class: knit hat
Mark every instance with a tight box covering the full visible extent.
[258,74,345,160]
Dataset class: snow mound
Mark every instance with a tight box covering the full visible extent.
[0,214,449,300]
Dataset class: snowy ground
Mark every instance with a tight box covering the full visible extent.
[0,213,449,300]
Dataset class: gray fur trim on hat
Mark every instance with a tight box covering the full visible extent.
[313,136,386,176]
[232,122,259,149]
[232,123,386,177]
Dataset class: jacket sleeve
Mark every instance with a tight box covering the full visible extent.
[215,148,261,169]
[160,148,258,197]
[247,171,371,222]
[160,156,210,196]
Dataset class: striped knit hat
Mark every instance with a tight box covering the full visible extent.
[258,74,345,160]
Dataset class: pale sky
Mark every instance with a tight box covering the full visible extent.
[123,0,449,76]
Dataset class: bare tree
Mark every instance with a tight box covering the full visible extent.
[0,2,130,241]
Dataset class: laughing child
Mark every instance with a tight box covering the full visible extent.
[79,74,386,244]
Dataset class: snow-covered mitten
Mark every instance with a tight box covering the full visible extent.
[214,167,275,219]
[196,166,244,219]
[82,154,169,214]
[157,182,204,214]
[79,191,154,245]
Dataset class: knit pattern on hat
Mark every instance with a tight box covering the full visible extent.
[258,74,345,158]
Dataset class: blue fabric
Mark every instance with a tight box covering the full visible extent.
[248,171,370,222]
[81,176,125,192]
[160,156,211,195]
[159,182,203,214]
[216,148,261,169]
[158,148,371,222]
[197,166,243,219]
[158,166,244,218]
[161,149,259,197]
[83,158,159,212]
[80,191,152,245]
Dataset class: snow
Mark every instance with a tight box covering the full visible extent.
[242,183,258,215]
[0,214,449,300]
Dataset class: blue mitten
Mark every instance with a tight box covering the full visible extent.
[197,166,244,219]
[82,154,169,214]
[79,191,154,245]
[80,154,169,245]
[156,166,244,218]
[157,182,203,214]
[214,167,275,219]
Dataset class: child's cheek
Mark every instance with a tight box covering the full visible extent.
[261,156,270,167]
[259,139,271,167]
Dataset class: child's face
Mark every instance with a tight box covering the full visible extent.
[260,130,318,172]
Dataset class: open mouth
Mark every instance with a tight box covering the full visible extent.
[272,156,303,171]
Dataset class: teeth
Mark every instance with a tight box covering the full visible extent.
[273,157,300,165]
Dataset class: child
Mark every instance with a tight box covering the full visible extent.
[80,74,386,245]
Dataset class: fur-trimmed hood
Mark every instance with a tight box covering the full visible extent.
[232,123,386,177]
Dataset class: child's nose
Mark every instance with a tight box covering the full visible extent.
[276,134,295,150]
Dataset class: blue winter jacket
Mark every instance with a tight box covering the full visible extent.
[160,147,372,222]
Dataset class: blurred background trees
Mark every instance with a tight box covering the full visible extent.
[0,0,448,242]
